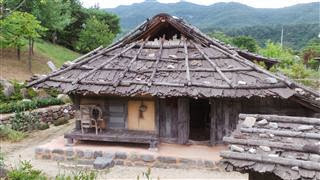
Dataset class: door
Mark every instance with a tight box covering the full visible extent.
[127,100,155,131]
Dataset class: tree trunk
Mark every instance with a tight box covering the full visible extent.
[28,38,32,72]
[17,47,21,60]
[52,31,57,44]
[31,39,34,55]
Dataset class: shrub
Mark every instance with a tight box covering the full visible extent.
[45,88,60,98]
[55,170,97,180]
[0,125,25,142]
[11,112,39,132]
[53,118,68,126]
[0,97,64,114]
[37,122,50,130]
[7,161,46,180]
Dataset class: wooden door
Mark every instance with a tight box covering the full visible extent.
[177,98,190,144]
[128,100,155,131]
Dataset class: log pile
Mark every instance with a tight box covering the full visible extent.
[220,113,320,180]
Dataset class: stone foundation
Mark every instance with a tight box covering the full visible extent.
[0,104,75,125]
[35,146,220,171]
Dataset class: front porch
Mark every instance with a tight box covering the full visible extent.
[64,129,158,148]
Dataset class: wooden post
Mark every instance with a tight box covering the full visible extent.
[177,98,190,144]
[210,98,217,145]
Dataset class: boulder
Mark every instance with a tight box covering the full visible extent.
[257,119,268,126]
[242,117,256,128]
[0,77,14,97]
[93,154,115,169]
[57,94,71,103]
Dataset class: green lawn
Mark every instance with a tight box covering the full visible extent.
[34,40,81,67]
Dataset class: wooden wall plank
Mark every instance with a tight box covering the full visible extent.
[177,98,190,144]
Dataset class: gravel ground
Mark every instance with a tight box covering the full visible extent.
[1,120,247,179]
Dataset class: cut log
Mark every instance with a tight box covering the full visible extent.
[220,151,320,171]
[239,114,320,125]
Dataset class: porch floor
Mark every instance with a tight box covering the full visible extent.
[64,129,157,145]
[38,136,227,162]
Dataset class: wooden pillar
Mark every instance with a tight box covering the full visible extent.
[177,98,189,144]
[73,94,81,130]
[155,98,160,137]
[210,98,217,145]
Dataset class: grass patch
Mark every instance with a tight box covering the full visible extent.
[0,125,26,142]
[34,39,80,67]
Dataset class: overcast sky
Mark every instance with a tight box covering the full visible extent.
[81,0,317,9]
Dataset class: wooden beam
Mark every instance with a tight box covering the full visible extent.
[220,151,320,171]
[192,42,234,88]
[183,37,191,86]
[72,42,139,85]
[241,127,320,140]
[27,45,108,87]
[148,35,165,86]
[113,37,150,87]
[223,137,320,154]
[239,114,320,125]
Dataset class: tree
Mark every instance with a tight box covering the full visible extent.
[209,31,233,45]
[232,36,258,53]
[75,17,115,53]
[0,11,45,70]
[31,0,72,43]
[302,38,320,69]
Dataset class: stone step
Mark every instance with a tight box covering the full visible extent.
[93,153,115,169]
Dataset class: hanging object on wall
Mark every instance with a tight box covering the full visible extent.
[139,100,148,119]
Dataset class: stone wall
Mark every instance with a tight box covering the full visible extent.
[35,147,219,171]
[0,104,75,125]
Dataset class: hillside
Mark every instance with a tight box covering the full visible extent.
[0,40,80,81]
[106,1,319,31]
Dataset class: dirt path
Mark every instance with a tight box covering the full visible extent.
[1,120,247,179]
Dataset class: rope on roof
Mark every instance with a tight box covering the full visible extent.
[192,41,234,88]
[148,35,165,86]
[72,41,140,85]
[183,36,191,86]
[113,36,150,87]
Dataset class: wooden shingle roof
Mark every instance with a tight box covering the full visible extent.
[27,13,320,104]
[220,114,320,180]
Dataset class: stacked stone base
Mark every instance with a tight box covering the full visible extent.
[35,147,220,171]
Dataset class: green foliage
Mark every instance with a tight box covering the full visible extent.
[55,170,97,180]
[209,31,233,44]
[7,160,47,180]
[31,0,72,42]
[37,122,49,130]
[0,152,4,167]
[232,36,258,52]
[259,41,296,68]
[0,125,26,142]
[0,97,64,114]
[301,38,320,69]
[53,118,68,126]
[11,111,39,131]
[0,11,46,51]
[137,168,156,180]
[76,17,115,53]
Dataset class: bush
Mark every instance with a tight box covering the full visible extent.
[0,125,26,142]
[53,118,68,126]
[7,161,46,180]
[0,97,64,114]
[37,122,50,130]
[11,112,39,132]
[55,170,97,180]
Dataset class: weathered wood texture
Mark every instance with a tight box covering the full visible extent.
[159,98,178,140]
[210,98,241,145]
[177,98,190,144]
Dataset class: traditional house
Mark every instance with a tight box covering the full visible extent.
[28,13,320,148]
[220,114,320,180]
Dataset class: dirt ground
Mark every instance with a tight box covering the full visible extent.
[1,120,247,180]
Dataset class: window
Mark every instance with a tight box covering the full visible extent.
[108,101,126,129]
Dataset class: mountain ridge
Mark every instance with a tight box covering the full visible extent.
[105,1,319,31]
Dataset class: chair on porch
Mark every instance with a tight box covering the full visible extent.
[80,105,104,135]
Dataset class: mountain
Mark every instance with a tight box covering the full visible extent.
[105,1,319,31]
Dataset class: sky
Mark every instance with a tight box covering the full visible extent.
[80,0,317,9]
